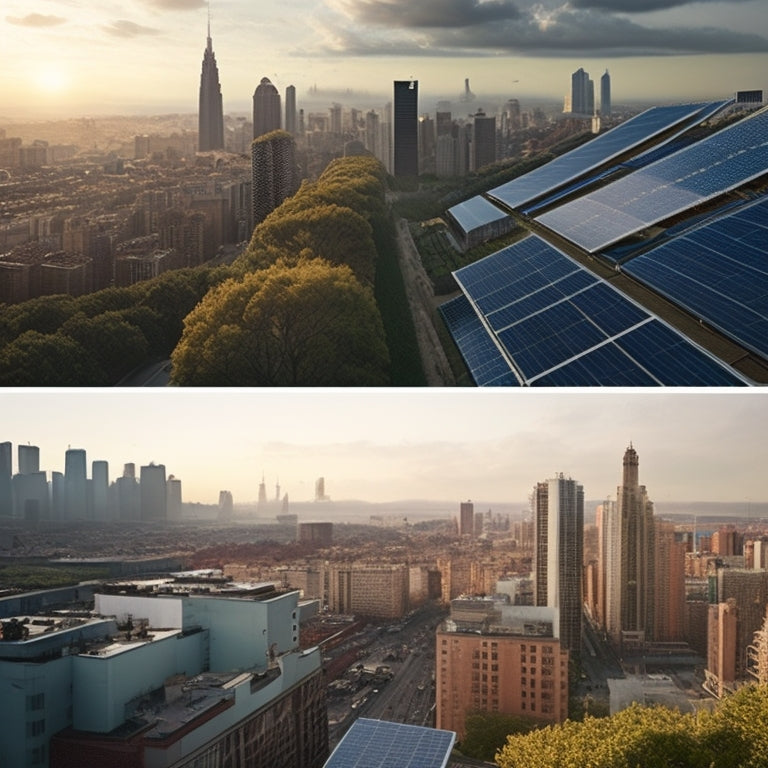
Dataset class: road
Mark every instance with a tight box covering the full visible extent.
[116,359,171,387]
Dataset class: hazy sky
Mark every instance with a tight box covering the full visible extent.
[1,0,767,118]
[1,389,766,507]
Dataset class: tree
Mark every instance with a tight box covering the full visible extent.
[170,259,390,386]
[494,690,768,768]
[0,330,107,385]
[60,311,149,382]
[242,203,377,285]
[460,711,536,762]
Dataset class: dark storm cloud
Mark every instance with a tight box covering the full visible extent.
[570,0,748,11]
[322,1,768,57]
[337,0,522,27]
[6,13,66,27]
[102,19,161,37]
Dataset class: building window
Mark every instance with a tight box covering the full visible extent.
[26,693,44,712]
[26,720,45,738]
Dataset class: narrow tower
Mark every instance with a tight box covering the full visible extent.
[198,8,224,151]
[618,443,655,645]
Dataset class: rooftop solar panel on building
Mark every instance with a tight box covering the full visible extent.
[447,195,510,234]
[442,234,751,386]
[538,107,768,252]
[622,196,768,359]
[487,102,724,210]
[439,294,520,385]
[324,718,456,768]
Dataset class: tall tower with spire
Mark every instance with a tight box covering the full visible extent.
[198,7,224,152]
[618,443,655,645]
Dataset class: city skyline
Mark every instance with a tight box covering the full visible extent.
[1,1,767,119]
[0,390,766,507]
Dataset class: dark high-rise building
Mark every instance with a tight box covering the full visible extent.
[394,80,419,177]
[459,501,474,537]
[285,84,297,135]
[600,69,611,117]
[253,77,282,139]
[472,109,496,171]
[197,19,224,151]
[533,474,584,655]
[571,67,594,116]
[251,129,299,226]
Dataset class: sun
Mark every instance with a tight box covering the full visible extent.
[34,66,70,94]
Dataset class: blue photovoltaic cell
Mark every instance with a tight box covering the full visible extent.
[324,718,456,768]
[538,108,768,252]
[534,342,661,386]
[488,102,723,210]
[447,195,510,234]
[439,294,519,386]
[442,234,750,386]
[614,322,748,385]
[622,196,768,358]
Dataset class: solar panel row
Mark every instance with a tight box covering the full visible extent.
[442,235,750,386]
[538,107,768,252]
[487,101,724,210]
[622,196,768,359]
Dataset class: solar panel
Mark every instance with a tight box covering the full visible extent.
[538,107,768,252]
[442,234,751,386]
[488,102,726,210]
[622,196,768,358]
[447,195,510,235]
[324,718,456,768]
[439,294,520,386]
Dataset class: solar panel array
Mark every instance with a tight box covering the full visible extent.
[439,295,519,385]
[445,235,749,386]
[622,196,768,359]
[537,107,768,252]
[487,101,724,210]
[323,718,456,768]
[447,195,510,235]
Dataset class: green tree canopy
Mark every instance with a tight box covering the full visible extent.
[242,203,377,285]
[59,311,149,382]
[170,258,390,386]
[495,687,768,768]
[0,330,107,385]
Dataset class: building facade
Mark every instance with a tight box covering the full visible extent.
[0,584,328,768]
[251,130,299,227]
[436,598,568,739]
[533,474,583,656]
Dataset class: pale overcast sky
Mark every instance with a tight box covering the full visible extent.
[1,0,767,118]
[1,389,766,506]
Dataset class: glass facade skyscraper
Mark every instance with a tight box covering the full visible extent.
[394,80,418,177]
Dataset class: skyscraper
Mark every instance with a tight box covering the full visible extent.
[393,80,418,177]
[253,77,282,139]
[533,474,584,655]
[140,462,167,521]
[600,69,611,117]
[251,129,298,226]
[285,84,297,135]
[64,448,88,521]
[471,109,496,171]
[197,16,224,152]
[618,443,655,644]
[571,67,594,116]
[0,442,11,517]
[459,501,474,536]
